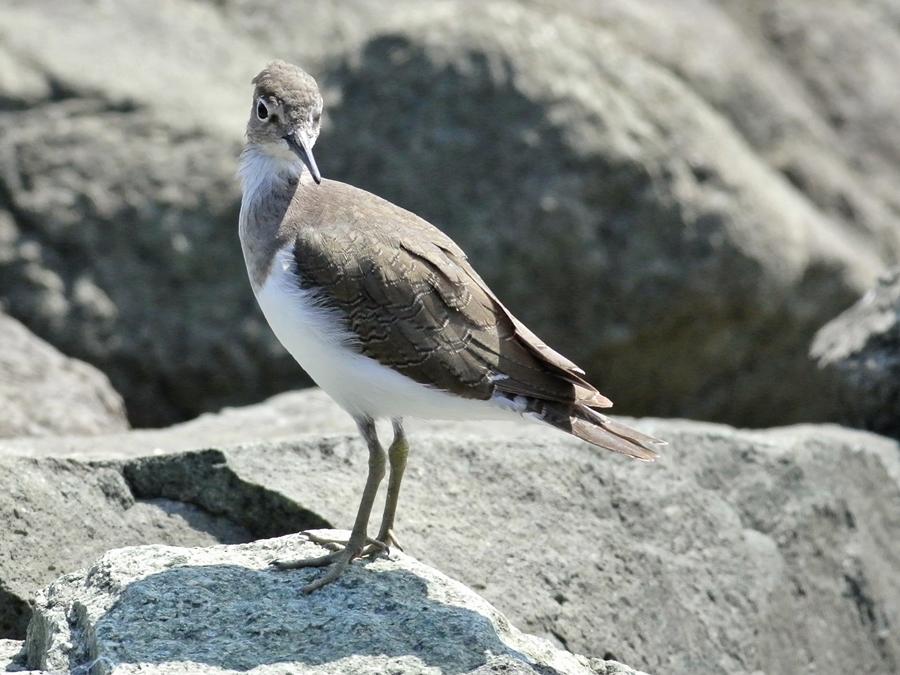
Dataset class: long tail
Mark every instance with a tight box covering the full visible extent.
[533,400,666,461]
[572,406,665,460]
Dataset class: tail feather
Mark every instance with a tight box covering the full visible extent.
[529,399,666,461]
[570,411,663,461]
[580,406,666,455]
[498,392,667,460]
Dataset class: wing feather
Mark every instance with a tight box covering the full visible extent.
[290,181,612,408]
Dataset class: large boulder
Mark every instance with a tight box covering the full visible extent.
[811,266,900,439]
[1,0,896,427]
[2,390,899,675]
[0,310,127,438]
[23,536,645,675]
[528,0,900,259]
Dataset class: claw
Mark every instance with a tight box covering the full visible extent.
[371,528,403,553]
[300,529,388,552]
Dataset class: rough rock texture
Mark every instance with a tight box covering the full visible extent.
[2,390,899,675]
[1,0,897,427]
[0,311,128,438]
[811,265,900,439]
[0,451,314,638]
[25,536,645,675]
[0,639,28,673]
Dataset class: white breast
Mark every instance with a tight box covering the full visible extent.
[254,248,521,423]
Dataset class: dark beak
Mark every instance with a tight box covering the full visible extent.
[284,130,322,184]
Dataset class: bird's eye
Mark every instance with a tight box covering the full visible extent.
[313,112,322,125]
[256,99,269,121]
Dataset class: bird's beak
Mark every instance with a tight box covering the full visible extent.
[284,129,322,184]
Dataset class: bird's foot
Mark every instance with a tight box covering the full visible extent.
[296,546,359,593]
[359,529,402,557]
[271,547,346,570]
[299,530,388,553]
[270,529,395,593]
[271,541,363,593]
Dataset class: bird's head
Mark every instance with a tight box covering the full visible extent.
[246,60,323,184]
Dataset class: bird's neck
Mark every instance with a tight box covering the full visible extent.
[238,143,306,292]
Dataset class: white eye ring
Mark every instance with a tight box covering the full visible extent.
[256,98,270,121]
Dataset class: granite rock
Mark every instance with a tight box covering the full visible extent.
[0,639,28,673]
[2,390,899,674]
[25,536,648,675]
[0,311,127,438]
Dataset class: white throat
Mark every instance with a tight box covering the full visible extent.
[237,142,302,203]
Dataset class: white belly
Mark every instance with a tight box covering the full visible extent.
[255,248,521,422]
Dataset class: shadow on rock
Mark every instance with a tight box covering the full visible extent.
[88,563,555,675]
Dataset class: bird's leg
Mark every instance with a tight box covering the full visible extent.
[365,418,408,554]
[272,416,386,593]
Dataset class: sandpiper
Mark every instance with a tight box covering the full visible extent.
[238,60,665,593]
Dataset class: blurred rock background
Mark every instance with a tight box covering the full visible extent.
[0,311,127,438]
[812,266,900,439]
[1,0,898,429]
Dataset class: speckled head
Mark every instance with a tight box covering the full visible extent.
[246,60,324,183]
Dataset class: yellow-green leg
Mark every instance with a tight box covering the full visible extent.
[374,418,408,550]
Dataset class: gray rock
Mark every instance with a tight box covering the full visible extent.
[0,454,259,639]
[531,0,900,262]
[2,390,900,674]
[0,0,893,428]
[721,0,900,229]
[811,266,900,438]
[26,536,646,675]
[0,388,355,462]
[0,311,127,438]
[0,639,28,673]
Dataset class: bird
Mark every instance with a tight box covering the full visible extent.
[237,60,666,593]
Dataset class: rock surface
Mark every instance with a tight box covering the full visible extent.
[1,0,897,427]
[2,389,900,675]
[0,450,259,641]
[0,639,28,673]
[0,311,127,438]
[25,536,646,675]
[811,265,900,439]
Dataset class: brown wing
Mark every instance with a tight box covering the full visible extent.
[289,181,609,408]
